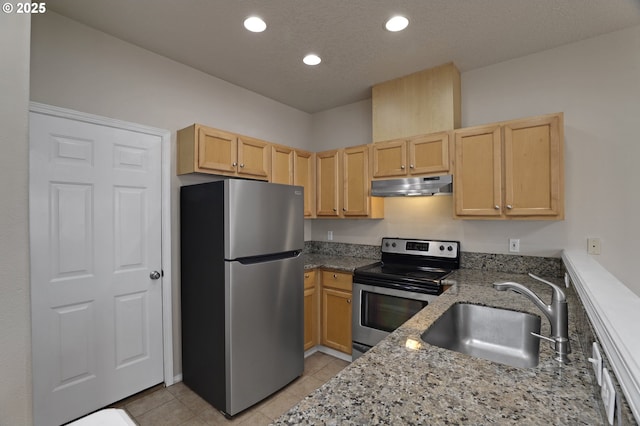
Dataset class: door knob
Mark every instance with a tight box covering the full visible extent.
[150,271,161,280]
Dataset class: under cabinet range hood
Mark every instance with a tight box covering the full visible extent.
[371,175,453,197]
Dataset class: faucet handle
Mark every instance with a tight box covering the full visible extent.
[530,332,571,364]
[528,273,566,302]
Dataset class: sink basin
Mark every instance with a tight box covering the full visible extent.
[421,302,542,368]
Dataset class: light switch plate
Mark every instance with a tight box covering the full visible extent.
[601,368,616,425]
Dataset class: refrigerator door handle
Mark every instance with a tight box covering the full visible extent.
[235,250,301,265]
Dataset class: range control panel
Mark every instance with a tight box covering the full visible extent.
[381,238,459,259]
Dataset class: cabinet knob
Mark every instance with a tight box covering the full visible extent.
[332,208,337,212]
[410,164,414,169]
[494,205,500,210]
[506,205,513,209]
[304,274,309,278]
[232,162,237,167]
[240,163,245,168]
[347,299,351,304]
[342,208,346,212]
[400,165,405,169]
[333,274,337,279]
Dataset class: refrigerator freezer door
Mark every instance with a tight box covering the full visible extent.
[225,180,303,260]
[225,253,303,415]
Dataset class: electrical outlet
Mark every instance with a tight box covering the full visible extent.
[588,342,603,386]
[588,238,601,255]
[601,368,616,425]
[327,230,333,241]
[509,239,520,253]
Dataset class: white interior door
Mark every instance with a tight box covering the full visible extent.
[29,111,164,426]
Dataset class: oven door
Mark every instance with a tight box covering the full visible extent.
[352,282,437,359]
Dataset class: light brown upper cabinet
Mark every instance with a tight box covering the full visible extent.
[177,124,271,180]
[372,132,450,178]
[454,113,564,220]
[316,147,383,218]
[316,150,341,217]
[293,149,316,218]
[271,144,294,185]
[372,62,461,142]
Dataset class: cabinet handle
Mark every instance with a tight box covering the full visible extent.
[347,299,351,304]
[332,208,337,212]
[400,165,405,170]
[333,274,337,279]
[494,205,500,210]
[342,208,346,212]
[232,162,237,167]
[506,205,513,209]
[240,163,245,168]
[410,164,414,169]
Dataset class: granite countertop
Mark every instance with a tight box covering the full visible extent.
[303,253,378,272]
[276,269,602,425]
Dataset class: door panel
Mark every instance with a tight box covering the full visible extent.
[30,112,164,426]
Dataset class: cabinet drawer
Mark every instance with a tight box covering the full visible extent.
[304,270,317,289]
[321,270,352,291]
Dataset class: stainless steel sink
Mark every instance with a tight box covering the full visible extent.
[420,302,542,368]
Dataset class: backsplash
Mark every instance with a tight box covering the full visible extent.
[304,241,563,278]
[304,241,381,260]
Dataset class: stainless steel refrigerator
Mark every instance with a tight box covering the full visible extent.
[180,179,304,417]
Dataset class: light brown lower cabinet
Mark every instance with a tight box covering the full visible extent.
[303,269,353,355]
[303,270,319,351]
[320,270,352,354]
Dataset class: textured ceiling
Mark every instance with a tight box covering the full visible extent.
[46,0,640,113]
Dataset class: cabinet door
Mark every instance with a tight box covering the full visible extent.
[237,136,270,180]
[371,140,407,178]
[316,150,340,217]
[321,288,352,354]
[408,132,450,175]
[197,126,237,173]
[271,145,294,185]
[303,271,318,351]
[454,125,502,217]
[342,145,369,216]
[503,114,563,218]
[320,271,352,354]
[294,150,315,218]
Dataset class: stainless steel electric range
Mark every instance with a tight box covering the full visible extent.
[352,237,460,360]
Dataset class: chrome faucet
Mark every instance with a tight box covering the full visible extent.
[493,273,571,364]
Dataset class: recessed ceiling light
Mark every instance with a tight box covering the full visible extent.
[385,15,409,32]
[244,16,267,33]
[303,54,321,66]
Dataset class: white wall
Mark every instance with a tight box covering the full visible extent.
[0,8,33,426]
[310,25,640,296]
[30,11,314,378]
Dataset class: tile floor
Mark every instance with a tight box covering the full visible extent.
[111,352,349,426]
